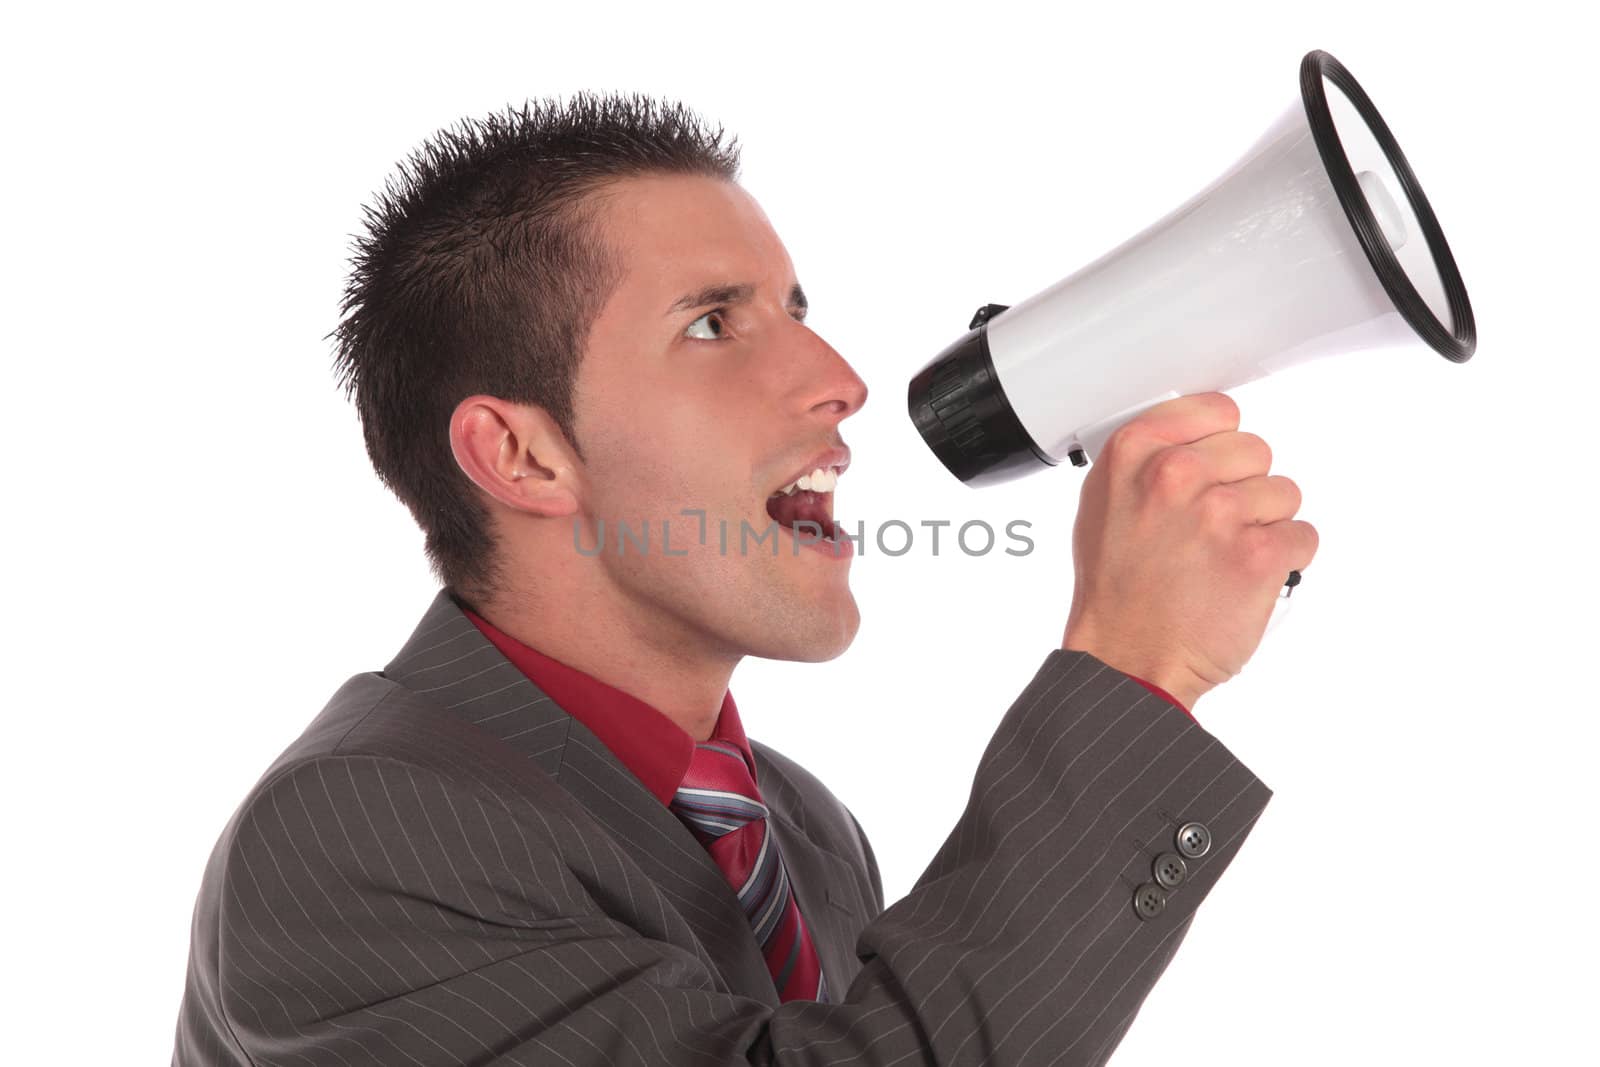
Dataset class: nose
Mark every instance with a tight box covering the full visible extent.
[802,332,869,423]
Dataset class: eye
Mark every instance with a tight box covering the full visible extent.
[684,309,728,340]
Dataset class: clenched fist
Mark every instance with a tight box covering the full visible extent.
[1061,392,1318,712]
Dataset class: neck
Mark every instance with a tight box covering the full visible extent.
[460,559,739,744]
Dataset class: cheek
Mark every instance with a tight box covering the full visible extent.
[651,388,759,504]
[584,422,732,528]
[582,366,760,520]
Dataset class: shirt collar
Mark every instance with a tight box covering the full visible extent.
[456,596,755,807]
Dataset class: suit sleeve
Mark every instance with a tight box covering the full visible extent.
[214,648,1270,1066]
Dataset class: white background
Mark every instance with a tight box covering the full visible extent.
[5,1,1595,1063]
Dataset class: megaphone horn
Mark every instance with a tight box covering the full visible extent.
[908,49,1477,487]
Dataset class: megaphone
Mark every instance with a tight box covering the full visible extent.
[908,49,1476,488]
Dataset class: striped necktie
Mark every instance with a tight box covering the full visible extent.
[669,739,830,1004]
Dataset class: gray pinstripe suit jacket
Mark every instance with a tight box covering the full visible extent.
[172,587,1272,1065]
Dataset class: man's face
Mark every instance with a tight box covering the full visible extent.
[566,173,869,664]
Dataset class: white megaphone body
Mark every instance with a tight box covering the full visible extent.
[908,49,1476,489]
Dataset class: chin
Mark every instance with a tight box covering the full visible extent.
[749,598,860,663]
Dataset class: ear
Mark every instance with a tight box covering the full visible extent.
[449,394,580,518]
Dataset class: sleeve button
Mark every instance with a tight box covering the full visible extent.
[1153,851,1189,888]
[1132,882,1168,920]
[1175,821,1212,858]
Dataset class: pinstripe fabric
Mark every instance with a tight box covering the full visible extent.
[171,587,1272,1065]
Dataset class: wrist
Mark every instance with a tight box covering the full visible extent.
[1061,624,1210,712]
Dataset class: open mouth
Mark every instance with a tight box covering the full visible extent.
[765,464,844,544]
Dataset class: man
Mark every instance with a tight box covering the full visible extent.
[172,93,1316,1065]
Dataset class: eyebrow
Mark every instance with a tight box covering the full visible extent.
[665,282,808,316]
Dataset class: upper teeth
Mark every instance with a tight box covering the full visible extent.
[772,466,840,497]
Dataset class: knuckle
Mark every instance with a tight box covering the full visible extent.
[1236,524,1280,575]
[1200,483,1240,524]
[1144,446,1199,496]
[1103,418,1147,459]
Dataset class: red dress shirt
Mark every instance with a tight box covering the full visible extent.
[459,597,1195,809]
[460,602,753,805]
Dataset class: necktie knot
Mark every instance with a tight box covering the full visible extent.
[670,741,767,842]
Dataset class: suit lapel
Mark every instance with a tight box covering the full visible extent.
[761,804,856,999]
[382,588,780,1006]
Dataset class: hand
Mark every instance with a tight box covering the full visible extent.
[1060,392,1318,711]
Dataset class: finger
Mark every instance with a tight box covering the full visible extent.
[1103,392,1241,467]
[1218,474,1302,526]
[1185,430,1272,486]
[1254,517,1320,574]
